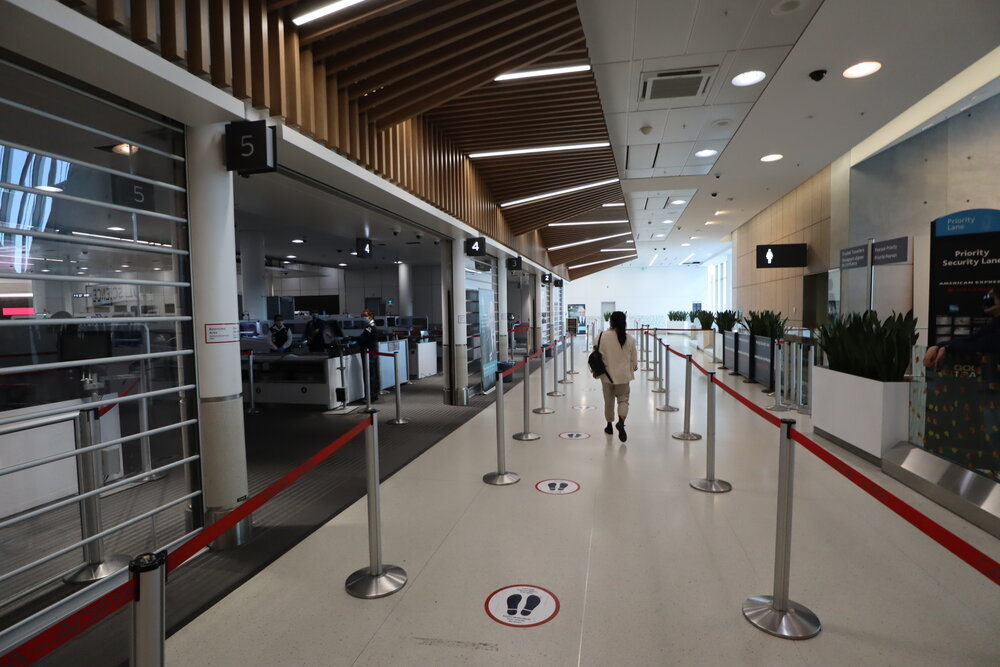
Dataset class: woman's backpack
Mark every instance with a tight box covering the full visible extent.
[588,332,613,382]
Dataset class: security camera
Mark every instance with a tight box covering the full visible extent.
[711,192,718,198]
[433,240,440,245]
[392,230,399,236]
[714,173,721,179]
[808,69,827,82]
[415,234,422,239]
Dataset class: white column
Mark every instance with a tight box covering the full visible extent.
[238,230,266,321]
[450,240,469,405]
[186,124,250,533]
[497,264,509,362]
[397,261,413,317]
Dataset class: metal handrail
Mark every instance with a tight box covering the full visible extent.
[0,271,188,287]
[0,384,194,427]
[0,411,78,438]
[0,349,193,376]
[0,227,188,256]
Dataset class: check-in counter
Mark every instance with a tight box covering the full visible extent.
[411,340,437,379]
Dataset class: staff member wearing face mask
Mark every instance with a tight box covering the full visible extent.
[355,309,380,402]
[923,286,1000,369]
[269,314,292,354]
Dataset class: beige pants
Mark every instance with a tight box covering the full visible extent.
[602,382,631,422]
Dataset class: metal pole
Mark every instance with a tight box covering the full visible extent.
[338,350,348,410]
[690,372,732,493]
[567,333,578,374]
[346,412,407,598]
[652,339,666,393]
[247,350,262,414]
[768,342,789,412]
[742,419,821,639]
[130,551,166,667]
[535,345,555,412]
[656,344,678,412]
[138,327,153,475]
[485,370,520,485]
[388,352,409,425]
[558,336,572,384]
[672,355,701,440]
[549,339,566,395]
[363,351,375,414]
[650,333,661,382]
[513,354,540,440]
[798,346,814,416]
[65,409,130,583]
[643,328,653,371]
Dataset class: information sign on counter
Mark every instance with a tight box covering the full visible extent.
[872,237,908,265]
[840,244,868,269]
[205,323,240,344]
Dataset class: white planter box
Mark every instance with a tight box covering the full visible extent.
[811,365,910,460]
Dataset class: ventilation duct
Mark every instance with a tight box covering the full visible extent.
[639,67,717,108]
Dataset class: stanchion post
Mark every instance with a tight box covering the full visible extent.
[690,373,731,493]
[798,346,814,416]
[742,419,821,639]
[130,551,166,667]
[767,342,789,412]
[671,355,702,440]
[484,370,520,485]
[656,344,678,411]
[536,345,556,412]
[387,352,409,425]
[549,339,565,395]
[362,352,375,414]
[567,333,578,374]
[346,412,408,598]
[513,354,541,440]
[650,333,661,382]
[652,339,666,393]
[247,350,262,414]
[338,350,348,409]
[558,336,572,384]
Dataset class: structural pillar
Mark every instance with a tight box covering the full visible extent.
[237,230,266,321]
[186,123,250,547]
[397,261,413,317]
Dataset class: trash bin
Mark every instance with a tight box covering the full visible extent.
[497,361,515,383]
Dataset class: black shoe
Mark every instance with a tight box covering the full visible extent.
[616,421,627,443]
[604,422,613,435]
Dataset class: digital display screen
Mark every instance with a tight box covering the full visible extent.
[756,243,807,268]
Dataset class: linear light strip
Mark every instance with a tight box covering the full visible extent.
[495,64,590,81]
[501,178,619,209]
[648,254,659,267]
[680,253,695,264]
[569,254,637,270]
[547,231,631,252]
[599,248,636,252]
[293,0,369,25]
[547,220,628,227]
[602,203,625,207]
[469,142,609,159]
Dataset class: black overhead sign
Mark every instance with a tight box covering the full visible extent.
[840,244,868,269]
[756,243,807,268]
[355,238,372,258]
[464,237,486,256]
[224,120,276,174]
[541,273,552,284]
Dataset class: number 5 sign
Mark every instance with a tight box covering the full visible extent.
[224,120,277,175]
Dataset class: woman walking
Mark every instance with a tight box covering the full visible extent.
[594,311,638,442]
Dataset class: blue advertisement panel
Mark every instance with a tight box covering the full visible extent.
[480,289,497,392]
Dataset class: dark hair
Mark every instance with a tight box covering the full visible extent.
[609,311,627,346]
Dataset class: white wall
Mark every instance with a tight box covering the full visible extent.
[565,264,709,327]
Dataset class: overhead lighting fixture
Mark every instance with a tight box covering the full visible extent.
[672,199,687,205]
[112,143,139,156]
[694,149,718,158]
[705,221,717,225]
[153,267,161,271]
[648,254,659,267]
[569,254,637,270]
[501,178,619,209]
[626,240,634,244]
[655,234,665,238]
[40,269,50,273]
[282,260,291,264]
[732,70,766,87]
[662,219,674,224]
[547,231,632,252]
[843,61,882,79]
[79,267,88,270]
[114,269,122,273]
[35,185,63,193]
[394,260,403,264]
[760,154,783,162]
[681,243,691,247]
[121,264,129,268]
[72,231,171,247]
[690,236,701,240]
[469,142,609,159]
[495,64,590,82]
[292,239,305,244]
[548,220,628,227]
[338,263,347,267]
[680,253,695,264]
[602,203,625,207]
[600,248,636,253]
[714,210,728,215]
[286,255,297,259]
[292,0,369,26]
[107,226,126,231]
[350,251,358,256]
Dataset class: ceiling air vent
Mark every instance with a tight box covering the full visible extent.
[639,67,717,107]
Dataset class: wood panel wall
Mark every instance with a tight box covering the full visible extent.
[63,0,562,274]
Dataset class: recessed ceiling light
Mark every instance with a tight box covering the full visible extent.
[843,61,882,79]
[714,210,728,215]
[112,143,139,156]
[292,239,305,244]
[153,267,162,271]
[760,154,783,162]
[672,199,687,205]
[469,142,609,159]
[548,220,628,227]
[600,248,636,252]
[80,266,88,270]
[569,254,637,270]
[495,64,590,82]
[655,234,665,238]
[338,263,347,267]
[36,185,63,193]
[771,0,803,15]
[648,253,659,267]
[626,240,634,244]
[547,231,632,252]
[705,221,717,225]
[292,0,370,25]
[501,178,619,208]
[732,70,766,87]
[350,251,358,256]
[602,203,625,207]
[681,243,691,247]
[286,255,297,259]
[41,268,50,272]
[121,264,129,268]
[662,219,674,224]
[282,260,291,264]
[77,271,85,275]
[680,252,695,264]
[394,260,403,264]
[107,226,126,231]
[690,236,701,240]
[114,269,122,273]
[694,149,718,158]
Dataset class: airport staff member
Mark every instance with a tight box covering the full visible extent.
[924,286,1000,368]
[269,314,292,354]
[356,309,380,402]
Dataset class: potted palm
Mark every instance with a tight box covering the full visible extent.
[812,310,918,461]
[695,310,716,351]
[715,310,741,370]
[742,310,787,387]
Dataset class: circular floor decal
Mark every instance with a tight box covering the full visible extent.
[485,585,560,628]
[558,431,591,440]
[572,405,597,411]
[535,479,581,495]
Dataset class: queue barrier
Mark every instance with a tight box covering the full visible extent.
[367,350,409,425]
[533,342,556,415]
[484,360,528,486]
[512,346,545,441]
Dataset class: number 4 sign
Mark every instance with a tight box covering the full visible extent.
[464,237,486,256]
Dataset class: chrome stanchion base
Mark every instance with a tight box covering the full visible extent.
[345,564,408,599]
[483,471,521,486]
[387,418,410,425]
[324,406,357,415]
[246,407,263,415]
[546,390,565,397]
[512,431,541,441]
[742,595,821,639]
[672,431,702,440]
[64,554,131,583]
[532,406,555,414]
[690,478,733,493]
[766,403,790,412]
[651,387,666,394]
[557,378,573,384]
[567,370,579,375]
[656,404,679,412]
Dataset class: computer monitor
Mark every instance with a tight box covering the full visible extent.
[239,321,262,337]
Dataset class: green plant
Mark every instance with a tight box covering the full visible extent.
[667,310,688,322]
[715,310,740,332]
[695,310,715,329]
[743,310,787,339]
[816,310,918,382]
[603,311,612,322]
[688,310,698,323]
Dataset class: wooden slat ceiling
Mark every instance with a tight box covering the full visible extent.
[568,254,634,281]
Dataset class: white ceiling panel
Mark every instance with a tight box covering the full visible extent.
[633,0,698,60]
[626,110,670,144]
[743,0,824,50]
[661,106,710,142]
[712,46,792,105]
[575,0,636,65]
[626,144,658,169]
[653,141,696,168]
[592,61,634,114]
[651,166,685,177]
[695,103,753,139]
[605,112,629,145]
[681,164,714,175]
[687,0,760,54]
[644,197,669,209]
